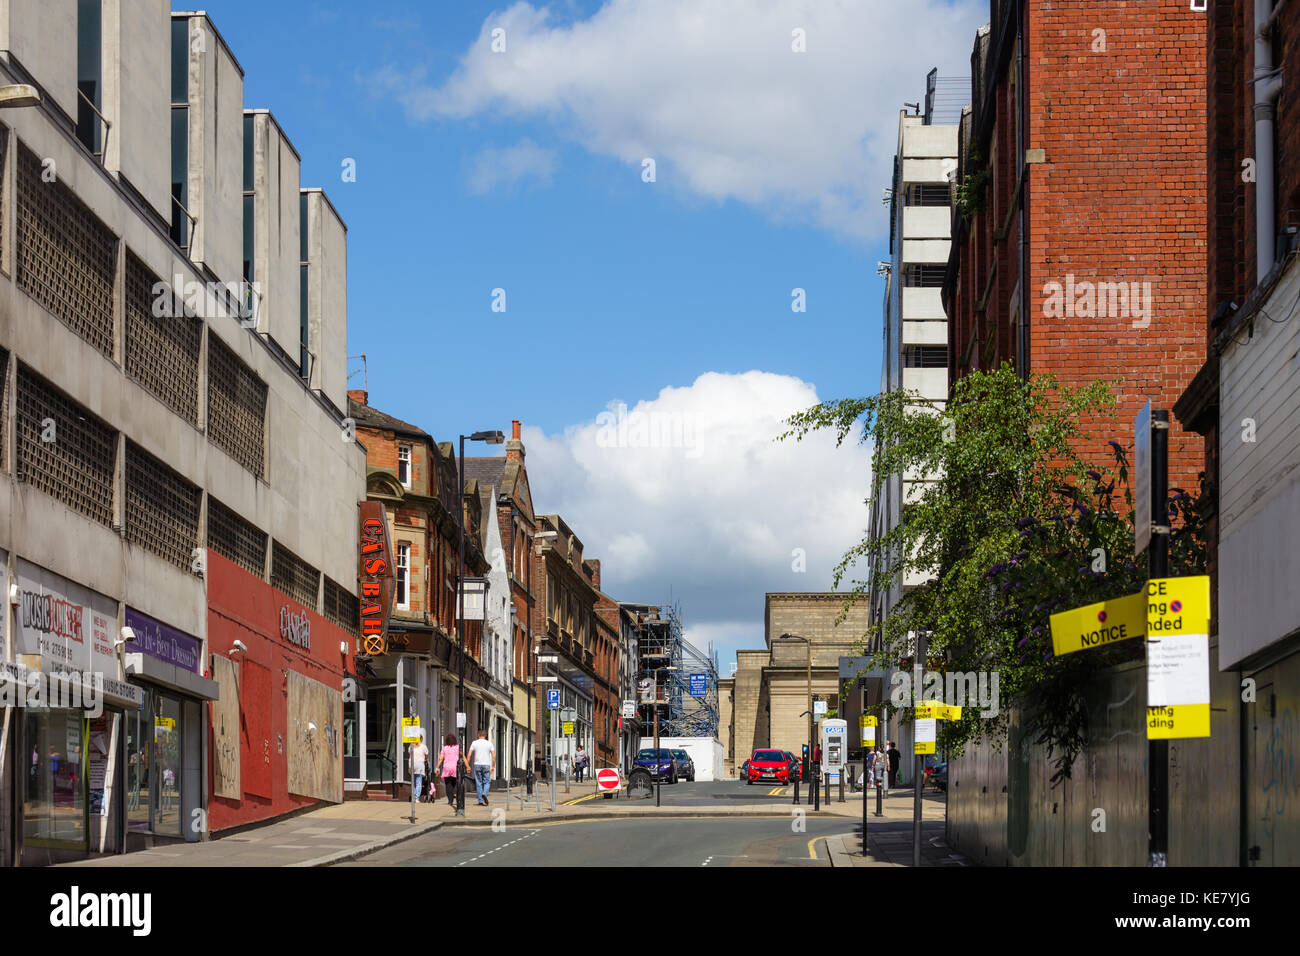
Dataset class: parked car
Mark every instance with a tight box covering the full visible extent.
[783,751,802,783]
[633,748,678,783]
[670,749,695,782]
[738,759,750,781]
[924,762,948,792]
[746,748,792,785]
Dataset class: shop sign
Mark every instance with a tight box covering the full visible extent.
[124,607,202,673]
[14,559,116,680]
[359,502,396,656]
[280,604,312,650]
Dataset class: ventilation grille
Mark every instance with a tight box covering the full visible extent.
[16,364,115,526]
[125,441,201,570]
[271,540,319,610]
[324,577,359,636]
[207,496,267,578]
[16,144,116,357]
[207,333,266,476]
[125,250,201,426]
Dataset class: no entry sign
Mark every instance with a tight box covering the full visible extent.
[596,768,621,791]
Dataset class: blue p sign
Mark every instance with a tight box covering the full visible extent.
[547,689,560,709]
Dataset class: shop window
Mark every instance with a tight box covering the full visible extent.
[23,709,87,849]
[124,688,184,839]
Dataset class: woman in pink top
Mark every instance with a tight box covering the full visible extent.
[435,733,467,808]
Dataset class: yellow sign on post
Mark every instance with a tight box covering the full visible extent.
[1049,590,1146,657]
[401,717,422,742]
[860,715,877,745]
[916,703,962,721]
[562,721,574,737]
[914,717,937,755]
[1146,576,1211,740]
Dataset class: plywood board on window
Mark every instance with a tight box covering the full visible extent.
[287,670,342,803]
[211,655,241,800]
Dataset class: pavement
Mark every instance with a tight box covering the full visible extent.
[64,777,960,868]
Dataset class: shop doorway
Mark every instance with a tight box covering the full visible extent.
[366,685,397,786]
[124,690,184,840]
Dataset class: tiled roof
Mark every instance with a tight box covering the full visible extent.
[348,398,430,439]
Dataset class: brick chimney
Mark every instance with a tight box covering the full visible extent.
[347,389,368,406]
[587,558,600,590]
[506,418,525,463]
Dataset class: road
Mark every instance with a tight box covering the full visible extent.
[337,816,848,867]
[338,777,861,867]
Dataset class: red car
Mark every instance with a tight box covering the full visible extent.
[747,749,791,785]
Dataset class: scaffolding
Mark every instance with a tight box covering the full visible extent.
[634,603,719,739]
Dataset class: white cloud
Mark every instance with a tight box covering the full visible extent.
[373,0,984,239]
[523,370,871,669]
[466,137,558,194]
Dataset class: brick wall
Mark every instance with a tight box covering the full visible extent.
[1025,0,1207,486]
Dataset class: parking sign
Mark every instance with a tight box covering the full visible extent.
[547,688,560,710]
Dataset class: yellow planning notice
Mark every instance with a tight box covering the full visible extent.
[1049,590,1146,656]
[1147,704,1210,739]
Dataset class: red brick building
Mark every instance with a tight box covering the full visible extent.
[945,0,1207,481]
[1173,0,1300,865]
[345,391,493,799]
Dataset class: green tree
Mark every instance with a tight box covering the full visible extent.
[782,364,1207,781]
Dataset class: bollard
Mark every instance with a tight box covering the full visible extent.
[813,763,821,811]
[875,781,883,817]
[839,771,845,803]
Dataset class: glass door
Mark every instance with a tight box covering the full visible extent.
[365,686,396,785]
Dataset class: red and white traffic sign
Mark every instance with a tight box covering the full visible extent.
[596,768,621,791]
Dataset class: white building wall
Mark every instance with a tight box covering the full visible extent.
[185,14,245,285]
[1217,257,1300,668]
[0,0,78,120]
[102,0,171,221]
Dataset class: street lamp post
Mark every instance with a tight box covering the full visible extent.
[456,429,505,817]
[0,84,40,109]
[654,665,676,807]
[778,634,812,804]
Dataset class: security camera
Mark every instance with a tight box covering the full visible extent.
[230,639,248,655]
[115,627,137,648]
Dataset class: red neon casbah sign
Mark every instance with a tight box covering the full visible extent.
[359,501,396,656]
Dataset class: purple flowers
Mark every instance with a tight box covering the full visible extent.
[1108,440,1122,451]
[1016,516,1037,528]
[1018,636,1032,648]
[1086,470,1102,481]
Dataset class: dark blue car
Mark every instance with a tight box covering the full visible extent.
[633,748,678,783]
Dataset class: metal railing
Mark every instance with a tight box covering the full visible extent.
[77,88,111,161]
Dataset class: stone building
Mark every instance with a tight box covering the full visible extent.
[726,593,871,771]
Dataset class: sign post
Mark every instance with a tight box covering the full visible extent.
[1146,406,1170,868]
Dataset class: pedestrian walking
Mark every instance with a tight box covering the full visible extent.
[435,733,465,808]
[574,745,589,782]
[887,740,901,790]
[409,732,430,803]
[467,730,495,806]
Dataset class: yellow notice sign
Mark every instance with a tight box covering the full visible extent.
[915,703,963,720]
[562,721,574,736]
[401,717,422,742]
[914,717,937,755]
[1049,591,1146,656]
[1146,576,1210,637]
[1147,704,1210,739]
[861,716,878,728]
[1146,576,1211,740]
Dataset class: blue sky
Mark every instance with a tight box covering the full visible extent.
[190,0,984,669]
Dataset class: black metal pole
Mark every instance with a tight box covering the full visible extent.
[913,630,927,867]
[456,434,466,817]
[1148,409,1170,866]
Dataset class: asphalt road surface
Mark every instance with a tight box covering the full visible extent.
[339,815,847,867]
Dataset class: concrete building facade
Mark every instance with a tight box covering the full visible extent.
[0,1,363,862]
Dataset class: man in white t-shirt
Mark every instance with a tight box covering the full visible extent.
[467,731,495,806]
[410,734,431,802]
